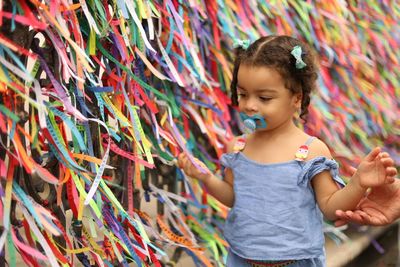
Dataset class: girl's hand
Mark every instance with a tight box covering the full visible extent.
[177,153,212,182]
[335,166,400,226]
[354,147,397,189]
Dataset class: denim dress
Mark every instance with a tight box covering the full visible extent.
[220,137,344,267]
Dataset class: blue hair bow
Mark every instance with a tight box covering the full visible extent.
[291,45,307,69]
[233,38,250,50]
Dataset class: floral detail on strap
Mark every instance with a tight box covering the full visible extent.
[294,145,309,161]
[233,136,246,153]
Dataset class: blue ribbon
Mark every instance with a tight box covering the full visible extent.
[291,45,307,69]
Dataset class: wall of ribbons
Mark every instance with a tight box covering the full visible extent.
[0,1,399,266]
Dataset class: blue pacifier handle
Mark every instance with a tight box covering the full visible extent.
[239,113,267,132]
[243,118,257,131]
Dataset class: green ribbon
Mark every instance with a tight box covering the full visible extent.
[232,38,251,49]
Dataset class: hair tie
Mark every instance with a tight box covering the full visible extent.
[233,38,250,50]
[291,45,307,69]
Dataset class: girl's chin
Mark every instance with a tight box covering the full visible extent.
[253,128,270,134]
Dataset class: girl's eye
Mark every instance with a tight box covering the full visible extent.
[260,97,272,101]
[238,93,247,98]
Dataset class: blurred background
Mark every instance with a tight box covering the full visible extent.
[0,1,399,266]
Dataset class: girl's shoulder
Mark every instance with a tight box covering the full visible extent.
[306,137,333,161]
[291,134,332,162]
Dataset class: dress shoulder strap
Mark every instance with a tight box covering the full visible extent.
[294,136,316,161]
[304,136,316,146]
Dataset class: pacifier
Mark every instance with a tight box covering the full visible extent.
[239,113,267,133]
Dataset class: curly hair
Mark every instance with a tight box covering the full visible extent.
[230,35,319,121]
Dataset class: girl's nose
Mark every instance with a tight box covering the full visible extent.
[244,98,258,113]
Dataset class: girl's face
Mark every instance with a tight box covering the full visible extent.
[237,65,301,132]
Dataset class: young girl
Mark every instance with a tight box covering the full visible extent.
[178,35,398,267]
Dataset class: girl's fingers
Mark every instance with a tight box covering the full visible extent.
[180,156,189,171]
[177,153,185,168]
[380,157,394,167]
[379,152,389,158]
[185,158,193,171]
[181,156,206,177]
[181,156,187,169]
[386,167,398,177]
[389,167,398,176]
[365,147,381,162]
[385,176,395,184]
[178,153,188,164]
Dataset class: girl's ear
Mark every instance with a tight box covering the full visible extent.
[294,93,302,109]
